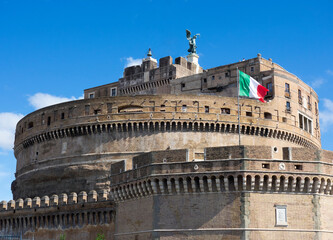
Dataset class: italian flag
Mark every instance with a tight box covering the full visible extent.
[239,70,268,103]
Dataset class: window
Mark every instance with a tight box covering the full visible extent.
[298,90,302,104]
[203,78,207,83]
[286,101,291,112]
[89,92,95,99]
[285,83,290,98]
[28,122,34,129]
[221,108,230,114]
[282,117,287,123]
[182,105,187,112]
[266,83,273,93]
[47,116,51,126]
[250,66,254,72]
[211,75,215,80]
[315,102,318,114]
[110,87,117,97]
[61,112,65,119]
[205,106,209,113]
[41,113,45,125]
[275,205,287,226]
[160,104,166,112]
[307,96,311,110]
[285,83,290,93]
[246,112,252,117]
[294,165,303,170]
[225,72,229,77]
[264,112,272,119]
[299,113,312,134]
[262,163,270,169]
[181,83,185,89]
[94,109,101,115]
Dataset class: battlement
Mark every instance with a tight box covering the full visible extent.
[0,190,111,212]
[109,146,333,204]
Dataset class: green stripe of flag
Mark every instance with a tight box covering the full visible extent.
[239,70,250,97]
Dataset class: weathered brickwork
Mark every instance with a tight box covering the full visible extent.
[0,54,332,239]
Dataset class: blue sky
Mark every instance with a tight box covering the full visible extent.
[0,0,332,200]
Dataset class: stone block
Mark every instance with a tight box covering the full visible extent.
[0,200,7,211]
[78,191,87,203]
[98,189,108,201]
[50,194,59,206]
[41,196,50,207]
[16,198,24,209]
[88,190,98,202]
[59,193,68,205]
[68,192,77,204]
[33,197,41,207]
[24,198,32,208]
[7,200,15,210]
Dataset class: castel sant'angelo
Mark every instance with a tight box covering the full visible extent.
[0,30,332,240]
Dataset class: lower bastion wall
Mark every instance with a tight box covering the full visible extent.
[1,146,332,240]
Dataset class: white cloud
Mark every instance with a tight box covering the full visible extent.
[311,78,324,89]
[326,70,333,76]
[125,57,142,67]
[319,98,333,131]
[0,112,24,151]
[28,93,77,110]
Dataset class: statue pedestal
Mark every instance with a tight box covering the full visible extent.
[187,53,199,73]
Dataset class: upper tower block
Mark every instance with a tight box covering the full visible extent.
[117,50,203,96]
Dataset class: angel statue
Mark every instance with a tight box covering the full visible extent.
[186,29,200,54]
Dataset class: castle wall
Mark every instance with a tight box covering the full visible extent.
[13,95,321,199]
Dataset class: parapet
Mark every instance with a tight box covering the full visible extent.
[132,149,188,168]
[0,189,109,212]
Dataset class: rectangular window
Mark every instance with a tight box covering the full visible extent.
[251,66,254,72]
[266,83,273,93]
[298,90,302,104]
[246,112,252,117]
[160,104,166,112]
[61,112,65,119]
[315,102,318,114]
[205,106,209,113]
[225,72,229,77]
[285,83,290,93]
[275,205,287,226]
[89,92,95,99]
[294,164,303,170]
[47,116,51,126]
[211,75,215,80]
[286,101,291,112]
[299,113,303,129]
[182,105,187,112]
[262,163,270,169]
[221,108,230,114]
[308,96,311,110]
[94,109,101,115]
[299,112,312,134]
[110,88,117,97]
[285,83,290,98]
[41,113,45,125]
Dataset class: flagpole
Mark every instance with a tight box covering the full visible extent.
[237,67,241,146]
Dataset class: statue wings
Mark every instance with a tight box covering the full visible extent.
[186,29,191,40]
